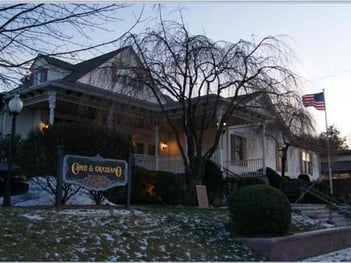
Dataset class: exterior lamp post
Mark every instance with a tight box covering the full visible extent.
[3,94,23,207]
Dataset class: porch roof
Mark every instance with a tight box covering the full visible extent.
[321,161,351,173]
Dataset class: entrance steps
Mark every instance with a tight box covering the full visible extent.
[291,203,351,227]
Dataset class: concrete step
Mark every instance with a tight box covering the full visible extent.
[291,203,351,227]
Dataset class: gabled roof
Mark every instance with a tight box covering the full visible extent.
[63,46,131,82]
[32,54,76,71]
[30,46,133,83]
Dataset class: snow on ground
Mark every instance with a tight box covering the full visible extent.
[1,176,351,261]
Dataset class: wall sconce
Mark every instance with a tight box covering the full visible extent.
[161,142,168,151]
[217,122,227,134]
[39,121,49,132]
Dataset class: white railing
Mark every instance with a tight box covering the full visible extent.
[134,152,265,177]
[223,158,263,177]
[134,154,157,170]
[159,155,185,174]
[133,153,185,174]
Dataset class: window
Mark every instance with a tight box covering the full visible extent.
[33,69,48,84]
[136,143,144,154]
[230,134,247,165]
[40,69,48,82]
[301,150,312,175]
[277,147,288,172]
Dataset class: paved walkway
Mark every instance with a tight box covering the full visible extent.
[305,247,351,261]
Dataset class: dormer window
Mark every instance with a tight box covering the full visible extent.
[33,68,48,84]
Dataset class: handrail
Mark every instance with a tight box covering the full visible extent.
[295,181,351,212]
[294,180,320,204]
[222,166,265,178]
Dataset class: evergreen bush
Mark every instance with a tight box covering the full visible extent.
[298,174,311,183]
[114,166,183,205]
[202,160,224,206]
[20,123,132,178]
[228,184,291,237]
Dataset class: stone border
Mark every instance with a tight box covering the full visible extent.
[236,226,351,261]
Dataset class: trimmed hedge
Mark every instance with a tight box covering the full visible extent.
[202,160,224,206]
[105,166,184,205]
[228,184,291,237]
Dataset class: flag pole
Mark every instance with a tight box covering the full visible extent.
[323,89,333,195]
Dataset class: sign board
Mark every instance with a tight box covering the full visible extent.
[196,185,209,208]
[63,154,128,191]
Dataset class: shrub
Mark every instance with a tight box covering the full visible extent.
[236,177,266,189]
[202,160,224,206]
[20,123,132,205]
[130,166,152,203]
[103,186,126,205]
[0,134,23,164]
[21,123,132,178]
[228,184,291,237]
[223,177,266,201]
[298,174,311,183]
[152,171,183,205]
[127,166,183,205]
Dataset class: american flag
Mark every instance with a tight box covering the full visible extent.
[302,92,325,110]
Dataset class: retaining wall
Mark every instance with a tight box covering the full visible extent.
[236,226,351,261]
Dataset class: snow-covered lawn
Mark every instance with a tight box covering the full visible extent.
[0,206,266,261]
[0,177,350,261]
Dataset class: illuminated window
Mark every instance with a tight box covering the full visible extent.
[301,150,312,175]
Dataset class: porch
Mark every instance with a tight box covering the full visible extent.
[134,153,264,177]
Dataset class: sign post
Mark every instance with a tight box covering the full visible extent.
[125,148,132,209]
[55,145,64,208]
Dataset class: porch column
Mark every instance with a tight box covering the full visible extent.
[261,121,266,176]
[216,107,224,170]
[106,104,115,129]
[48,91,56,125]
[184,133,189,162]
[154,125,159,171]
[219,134,224,170]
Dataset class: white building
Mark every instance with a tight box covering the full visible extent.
[0,46,321,180]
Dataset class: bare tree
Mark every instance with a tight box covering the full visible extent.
[125,10,301,193]
[0,3,143,89]
[318,125,347,155]
[267,96,315,177]
[88,190,105,205]
[31,176,81,205]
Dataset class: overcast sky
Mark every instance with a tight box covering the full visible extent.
[101,2,351,145]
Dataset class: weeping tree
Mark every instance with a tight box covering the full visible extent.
[0,3,142,89]
[125,10,301,198]
[266,92,316,177]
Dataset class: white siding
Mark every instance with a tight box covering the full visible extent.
[78,50,160,104]
[32,58,72,82]
[287,146,301,179]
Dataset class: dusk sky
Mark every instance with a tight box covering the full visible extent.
[117,2,351,144]
[92,2,351,145]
